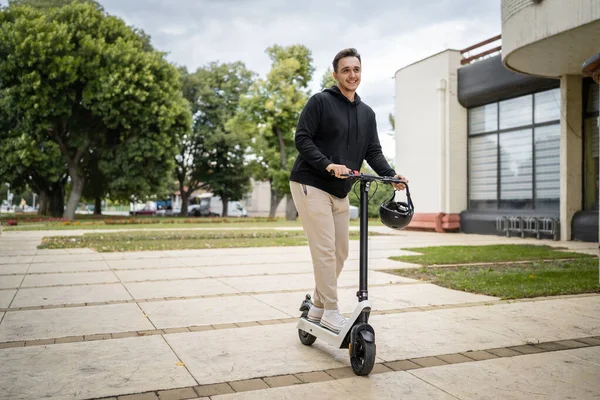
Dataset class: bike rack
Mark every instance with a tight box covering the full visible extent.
[496,216,560,241]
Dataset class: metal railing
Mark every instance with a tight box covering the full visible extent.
[461,34,502,65]
[496,216,560,241]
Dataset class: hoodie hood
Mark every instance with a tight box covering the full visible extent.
[323,85,362,104]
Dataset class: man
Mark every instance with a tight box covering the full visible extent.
[289,48,407,333]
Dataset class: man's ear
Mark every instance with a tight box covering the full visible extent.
[332,71,338,83]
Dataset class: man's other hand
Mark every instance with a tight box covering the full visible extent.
[392,174,408,191]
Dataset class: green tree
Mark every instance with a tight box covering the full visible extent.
[178,62,255,216]
[7,0,102,10]
[229,44,315,219]
[320,67,337,90]
[0,3,191,220]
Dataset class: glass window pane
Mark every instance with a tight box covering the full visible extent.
[500,129,532,207]
[534,124,560,210]
[469,134,498,202]
[469,103,497,135]
[499,95,532,130]
[584,117,599,210]
[534,89,560,123]
[587,83,599,113]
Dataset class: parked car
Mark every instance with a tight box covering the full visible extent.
[188,195,247,217]
[130,205,156,216]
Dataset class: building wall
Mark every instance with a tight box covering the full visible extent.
[394,50,466,215]
[502,0,600,77]
[241,179,287,217]
[503,0,600,50]
[447,52,468,214]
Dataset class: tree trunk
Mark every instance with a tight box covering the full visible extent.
[94,196,102,215]
[38,183,65,218]
[269,185,283,218]
[180,191,190,216]
[64,169,84,221]
[221,196,229,217]
[285,195,297,221]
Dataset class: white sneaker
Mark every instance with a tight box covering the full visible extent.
[320,309,347,333]
[307,305,324,322]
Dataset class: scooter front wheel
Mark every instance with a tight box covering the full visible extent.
[350,335,375,375]
[298,311,317,346]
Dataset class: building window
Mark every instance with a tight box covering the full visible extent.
[468,88,560,211]
[469,134,498,209]
[500,128,533,209]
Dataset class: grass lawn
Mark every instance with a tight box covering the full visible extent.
[3,216,383,231]
[389,245,599,299]
[38,229,387,252]
[390,244,592,265]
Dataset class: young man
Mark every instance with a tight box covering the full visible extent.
[289,48,407,333]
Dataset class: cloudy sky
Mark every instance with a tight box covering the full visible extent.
[4,0,502,161]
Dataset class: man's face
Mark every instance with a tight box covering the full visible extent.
[333,56,361,93]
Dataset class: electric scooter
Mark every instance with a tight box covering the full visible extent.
[296,172,409,376]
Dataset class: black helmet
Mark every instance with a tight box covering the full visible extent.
[379,184,414,230]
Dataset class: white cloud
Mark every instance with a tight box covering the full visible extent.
[1,0,502,162]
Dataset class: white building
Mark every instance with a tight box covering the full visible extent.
[395,0,599,242]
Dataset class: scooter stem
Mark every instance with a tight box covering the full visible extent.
[358,180,369,303]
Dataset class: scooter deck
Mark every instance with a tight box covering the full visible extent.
[297,300,371,348]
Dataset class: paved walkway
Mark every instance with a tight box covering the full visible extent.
[0,229,598,400]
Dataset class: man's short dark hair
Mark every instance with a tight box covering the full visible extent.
[332,48,361,72]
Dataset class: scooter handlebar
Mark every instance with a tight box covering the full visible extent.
[333,170,408,187]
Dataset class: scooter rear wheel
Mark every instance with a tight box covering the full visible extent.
[350,335,375,375]
[298,310,317,346]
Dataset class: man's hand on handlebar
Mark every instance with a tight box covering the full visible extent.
[392,174,408,191]
[326,163,351,179]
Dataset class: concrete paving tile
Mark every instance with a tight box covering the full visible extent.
[294,371,334,383]
[141,296,289,329]
[212,370,457,400]
[192,258,406,278]
[107,258,186,270]
[411,347,600,400]
[0,303,155,342]
[218,270,411,294]
[487,347,523,357]
[0,290,16,308]
[193,383,234,397]
[575,337,600,346]
[21,271,119,287]
[28,260,109,273]
[0,336,196,400]
[33,253,105,263]
[263,374,302,388]
[10,283,132,308]
[0,275,23,289]
[0,264,30,274]
[253,283,496,316]
[165,323,351,385]
[0,256,34,265]
[124,279,238,300]
[461,350,498,361]
[372,312,519,362]
[119,393,158,400]
[114,268,207,282]
[432,297,600,343]
[228,379,269,392]
[410,356,449,367]
[157,387,198,400]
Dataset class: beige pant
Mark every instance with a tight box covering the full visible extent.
[290,181,350,310]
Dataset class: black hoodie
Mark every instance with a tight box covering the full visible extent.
[289,86,396,198]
